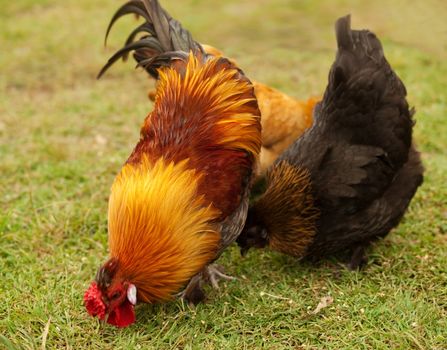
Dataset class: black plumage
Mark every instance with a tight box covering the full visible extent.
[237,15,424,268]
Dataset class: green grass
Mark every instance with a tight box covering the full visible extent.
[1,0,446,348]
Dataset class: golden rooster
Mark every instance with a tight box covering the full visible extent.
[84,0,261,327]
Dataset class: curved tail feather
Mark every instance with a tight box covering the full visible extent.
[98,0,204,79]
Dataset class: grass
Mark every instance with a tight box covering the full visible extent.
[1,0,446,348]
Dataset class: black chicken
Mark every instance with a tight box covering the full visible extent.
[237,15,424,269]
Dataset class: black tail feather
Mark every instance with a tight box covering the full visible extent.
[122,22,157,60]
[145,0,172,52]
[98,0,204,79]
[328,14,387,90]
[335,15,353,50]
[104,0,152,46]
[98,37,164,79]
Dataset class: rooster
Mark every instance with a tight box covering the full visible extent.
[237,15,424,269]
[84,0,261,327]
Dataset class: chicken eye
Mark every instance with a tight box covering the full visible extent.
[111,291,121,300]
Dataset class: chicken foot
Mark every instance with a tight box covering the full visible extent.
[348,244,369,270]
[177,264,235,305]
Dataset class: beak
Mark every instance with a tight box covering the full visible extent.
[101,312,110,327]
[101,298,110,324]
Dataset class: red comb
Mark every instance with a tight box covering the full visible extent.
[84,282,106,319]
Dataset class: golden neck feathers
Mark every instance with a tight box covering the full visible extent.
[108,157,220,302]
[253,161,320,257]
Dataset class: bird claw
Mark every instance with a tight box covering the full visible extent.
[204,264,235,290]
[176,264,236,305]
[175,273,204,306]
[348,244,368,270]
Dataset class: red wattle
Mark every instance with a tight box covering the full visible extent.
[107,298,136,328]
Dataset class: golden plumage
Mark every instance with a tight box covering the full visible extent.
[150,53,261,159]
[131,53,262,218]
[256,85,318,174]
[253,161,319,257]
[108,156,220,302]
[105,52,262,305]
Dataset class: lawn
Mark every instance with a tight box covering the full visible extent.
[1,0,446,349]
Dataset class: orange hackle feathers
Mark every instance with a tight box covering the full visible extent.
[253,161,320,257]
[108,156,221,303]
[141,53,261,161]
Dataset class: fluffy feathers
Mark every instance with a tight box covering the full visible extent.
[108,157,220,303]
